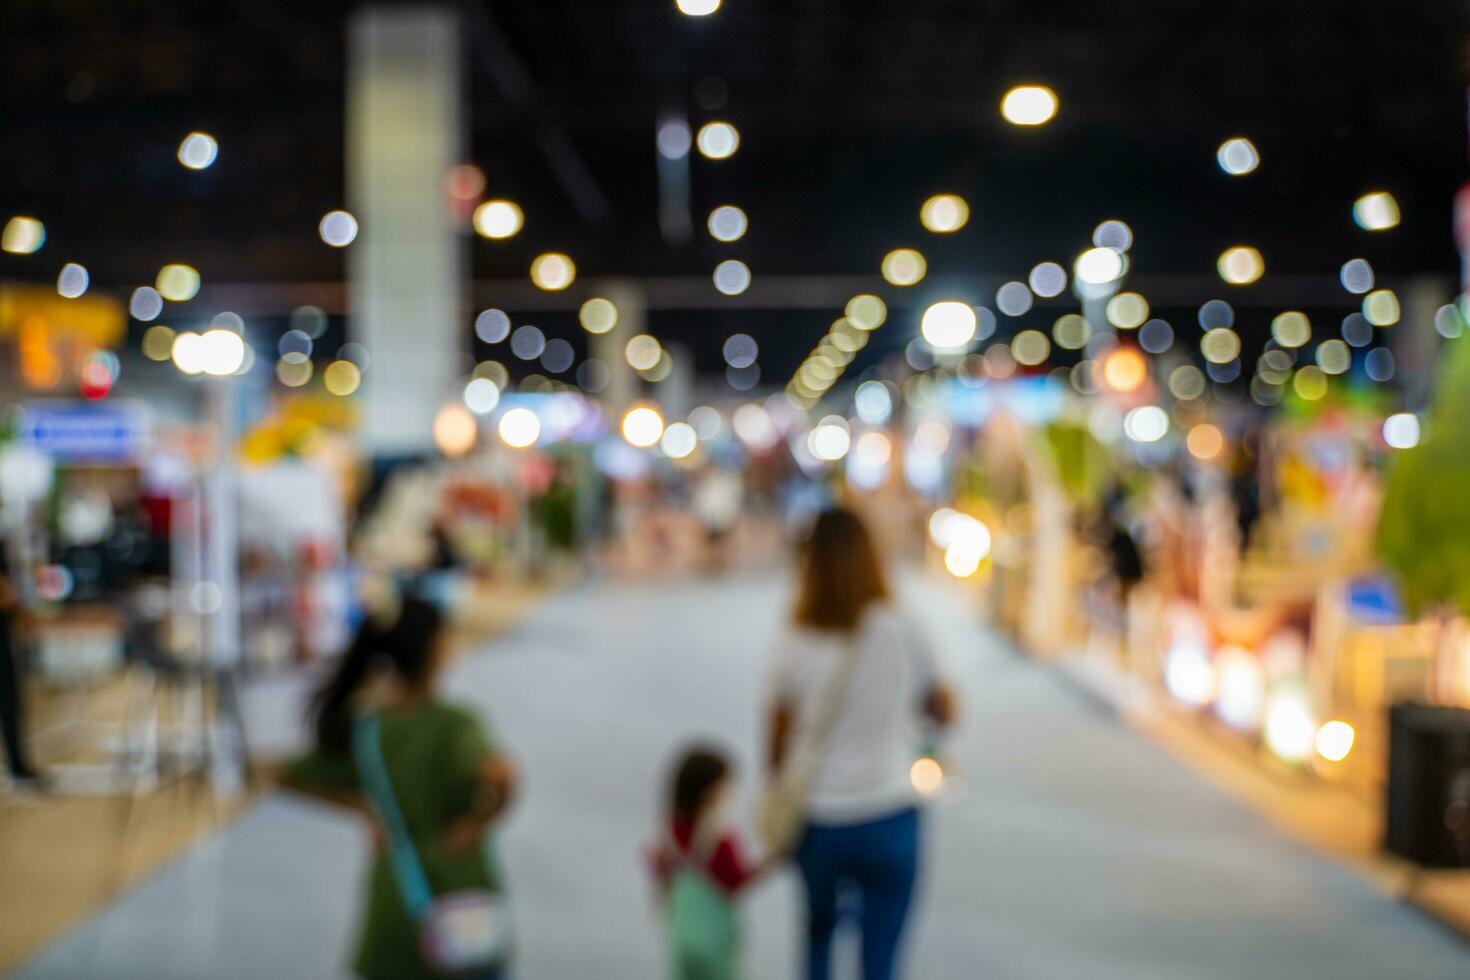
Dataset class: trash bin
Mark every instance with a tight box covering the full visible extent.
[1385,702,1470,868]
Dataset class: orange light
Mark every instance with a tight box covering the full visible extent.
[1186,423,1224,460]
[18,316,62,390]
[1101,347,1147,393]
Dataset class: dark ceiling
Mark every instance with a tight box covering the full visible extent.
[1,0,1467,379]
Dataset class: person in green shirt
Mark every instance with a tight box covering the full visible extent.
[284,595,517,979]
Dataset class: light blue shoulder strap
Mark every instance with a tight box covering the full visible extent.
[353,713,434,921]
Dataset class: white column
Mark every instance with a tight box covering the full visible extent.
[348,6,463,455]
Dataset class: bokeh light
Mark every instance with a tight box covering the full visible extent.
[1217,137,1259,176]
[1169,364,1206,400]
[1435,304,1465,339]
[1093,220,1133,252]
[1353,191,1400,231]
[1187,423,1224,461]
[1365,346,1395,382]
[156,263,201,302]
[696,121,740,160]
[199,328,246,376]
[474,359,510,389]
[1315,720,1356,763]
[1198,299,1235,330]
[1340,258,1374,294]
[1139,319,1174,354]
[733,403,779,451]
[1029,262,1067,298]
[1264,687,1316,763]
[445,163,486,201]
[1271,311,1311,348]
[1383,412,1420,449]
[475,308,512,343]
[1053,313,1091,351]
[809,417,851,462]
[1124,405,1169,443]
[276,357,313,388]
[57,263,89,298]
[689,406,723,440]
[1074,247,1123,285]
[510,325,546,360]
[1363,289,1400,326]
[910,758,945,797]
[2,216,45,254]
[1011,330,1050,366]
[882,248,927,286]
[324,360,362,397]
[1102,347,1147,393]
[1293,365,1328,400]
[920,194,970,233]
[708,205,748,242]
[433,405,478,457]
[723,333,758,368]
[177,132,219,170]
[854,380,893,424]
[921,301,977,350]
[142,325,176,361]
[579,298,619,334]
[498,407,541,448]
[1201,327,1241,364]
[531,252,576,291]
[661,422,698,459]
[473,200,524,239]
[1341,313,1373,348]
[541,338,574,374]
[1217,246,1264,285]
[854,431,892,468]
[996,281,1034,317]
[1000,85,1058,126]
[713,259,751,295]
[622,406,665,448]
[657,120,692,160]
[677,0,721,16]
[1106,292,1148,329]
[319,210,358,247]
[625,334,663,371]
[1315,338,1350,375]
[171,331,205,375]
[846,294,887,330]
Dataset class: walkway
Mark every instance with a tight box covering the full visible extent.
[17,573,1470,978]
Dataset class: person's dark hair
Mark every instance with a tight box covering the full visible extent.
[311,596,443,752]
[670,746,730,827]
[793,507,890,632]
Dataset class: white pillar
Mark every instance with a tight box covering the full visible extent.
[348,6,463,455]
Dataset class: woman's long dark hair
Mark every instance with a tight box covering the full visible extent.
[793,507,890,632]
[310,596,443,752]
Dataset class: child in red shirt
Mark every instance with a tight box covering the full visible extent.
[651,746,767,979]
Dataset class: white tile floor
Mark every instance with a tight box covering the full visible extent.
[17,573,1470,979]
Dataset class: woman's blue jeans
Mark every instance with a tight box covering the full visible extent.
[793,807,920,980]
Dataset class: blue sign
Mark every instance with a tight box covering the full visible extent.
[20,400,151,463]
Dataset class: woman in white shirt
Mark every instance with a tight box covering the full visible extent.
[766,508,955,980]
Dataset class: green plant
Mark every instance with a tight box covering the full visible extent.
[1377,334,1470,619]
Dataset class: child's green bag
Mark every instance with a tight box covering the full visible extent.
[667,854,740,980]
